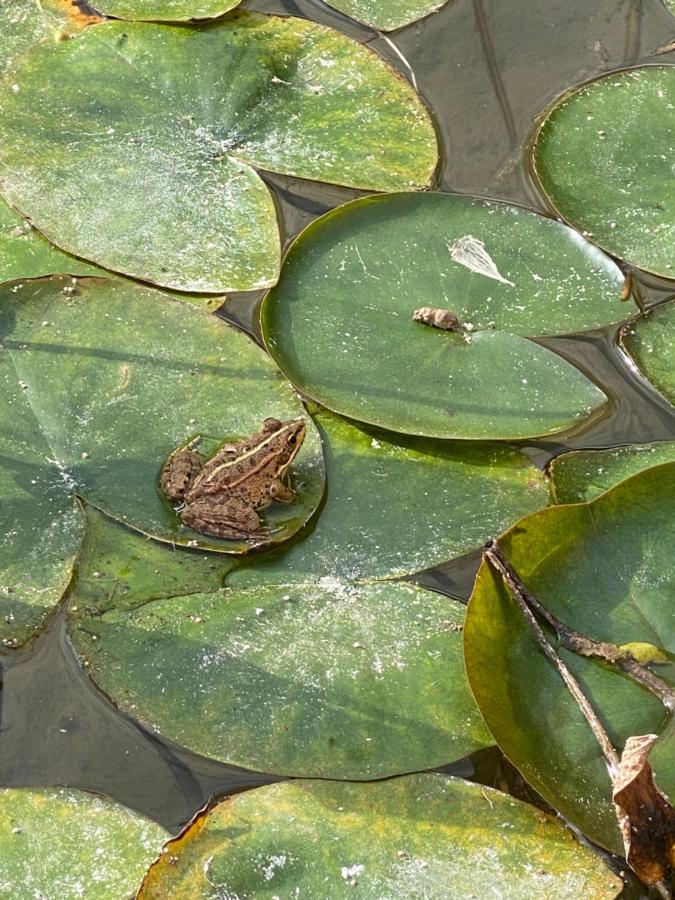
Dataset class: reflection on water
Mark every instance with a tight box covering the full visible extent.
[3,0,675,831]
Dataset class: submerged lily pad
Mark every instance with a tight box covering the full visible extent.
[261,193,621,440]
[139,775,621,899]
[464,463,675,852]
[228,408,550,586]
[325,0,448,31]
[533,66,675,278]
[69,581,491,777]
[551,441,675,503]
[0,277,324,568]
[0,14,436,292]
[621,301,675,405]
[0,786,167,899]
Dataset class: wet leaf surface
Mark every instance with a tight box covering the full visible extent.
[0,0,99,73]
[138,775,622,899]
[533,66,675,278]
[0,786,167,899]
[464,464,675,852]
[0,276,324,569]
[325,0,449,31]
[550,440,675,503]
[97,0,240,21]
[228,408,550,586]
[69,581,491,777]
[622,301,675,406]
[0,14,436,291]
[262,193,620,439]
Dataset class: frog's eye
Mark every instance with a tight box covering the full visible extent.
[286,433,298,446]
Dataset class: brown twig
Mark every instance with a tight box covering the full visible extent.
[486,542,675,712]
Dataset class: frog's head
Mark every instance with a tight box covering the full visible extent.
[262,417,306,472]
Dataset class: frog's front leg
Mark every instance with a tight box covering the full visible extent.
[181,495,262,539]
[268,477,296,503]
[160,442,204,502]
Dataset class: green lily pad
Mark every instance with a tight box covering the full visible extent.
[69,581,491,777]
[0,0,98,73]
[97,0,239,21]
[0,15,436,293]
[0,786,168,899]
[621,301,675,405]
[533,66,675,279]
[228,408,550,586]
[0,200,103,284]
[464,463,675,852]
[261,193,621,440]
[325,0,448,31]
[138,775,621,899]
[0,276,324,564]
[551,441,675,503]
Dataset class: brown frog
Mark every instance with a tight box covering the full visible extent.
[160,417,306,540]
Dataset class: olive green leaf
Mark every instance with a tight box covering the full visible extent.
[550,441,675,504]
[464,463,675,852]
[325,0,448,31]
[0,275,324,649]
[0,0,99,74]
[621,301,675,405]
[228,407,550,587]
[0,199,103,285]
[0,786,168,900]
[96,0,239,22]
[138,775,622,899]
[533,66,675,278]
[0,14,437,292]
[69,581,491,777]
[261,193,621,440]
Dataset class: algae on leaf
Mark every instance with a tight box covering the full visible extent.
[0,14,437,292]
[325,0,448,31]
[138,776,621,899]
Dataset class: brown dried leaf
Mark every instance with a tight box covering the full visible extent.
[612,734,675,886]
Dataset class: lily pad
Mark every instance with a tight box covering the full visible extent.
[551,441,675,503]
[464,463,675,852]
[139,775,622,899]
[533,66,675,278]
[0,14,437,292]
[97,0,239,21]
[621,301,675,405]
[0,200,103,285]
[261,193,621,440]
[0,276,324,568]
[0,0,98,73]
[324,0,449,31]
[69,581,491,777]
[228,408,550,586]
[0,786,167,899]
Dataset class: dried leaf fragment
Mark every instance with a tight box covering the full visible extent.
[412,307,460,331]
[448,235,515,286]
[612,734,675,886]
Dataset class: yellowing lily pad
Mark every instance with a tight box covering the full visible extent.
[0,276,324,645]
[138,776,622,899]
[0,14,437,291]
[97,0,239,21]
[533,66,675,278]
[69,581,491,778]
[261,193,621,440]
[621,301,675,405]
[0,786,167,899]
[325,0,449,31]
[0,0,99,73]
[464,463,675,852]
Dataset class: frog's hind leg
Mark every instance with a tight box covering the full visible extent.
[160,443,203,502]
[181,496,261,540]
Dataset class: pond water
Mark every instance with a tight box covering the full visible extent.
[3,0,675,834]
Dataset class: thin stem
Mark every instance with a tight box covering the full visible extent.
[473,0,518,151]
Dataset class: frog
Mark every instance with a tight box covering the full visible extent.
[160,417,306,540]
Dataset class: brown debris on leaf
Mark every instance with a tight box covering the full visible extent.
[412,307,460,331]
[612,734,675,888]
